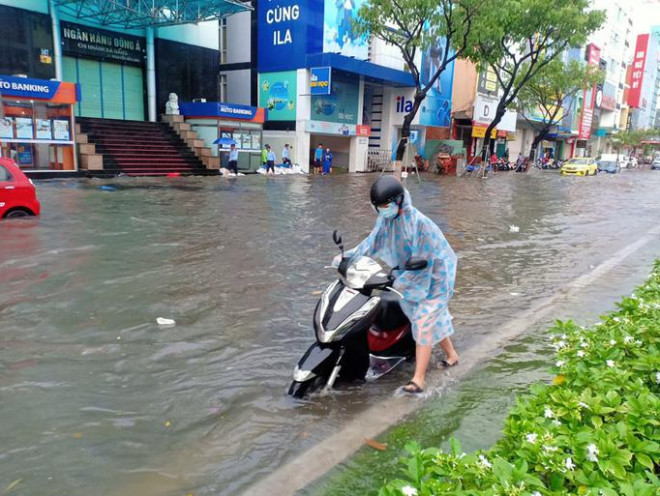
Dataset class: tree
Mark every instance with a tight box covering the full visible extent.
[611,128,656,160]
[355,0,485,165]
[463,0,605,162]
[516,59,603,161]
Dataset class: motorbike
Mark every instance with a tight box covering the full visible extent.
[287,231,427,399]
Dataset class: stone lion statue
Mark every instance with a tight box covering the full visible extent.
[165,93,179,115]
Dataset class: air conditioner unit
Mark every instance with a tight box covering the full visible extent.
[193,98,207,103]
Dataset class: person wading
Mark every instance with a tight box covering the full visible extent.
[337,176,459,394]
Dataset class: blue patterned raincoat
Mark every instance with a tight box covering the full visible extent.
[348,190,457,346]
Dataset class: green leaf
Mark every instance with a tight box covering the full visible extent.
[635,453,654,470]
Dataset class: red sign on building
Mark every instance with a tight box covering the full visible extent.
[628,34,649,108]
[578,43,601,140]
[356,125,371,137]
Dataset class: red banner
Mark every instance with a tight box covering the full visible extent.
[628,34,649,108]
[578,44,600,140]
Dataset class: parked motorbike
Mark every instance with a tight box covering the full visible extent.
[287,231,427,399]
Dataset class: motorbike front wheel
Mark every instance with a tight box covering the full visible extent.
[288,376,327,399]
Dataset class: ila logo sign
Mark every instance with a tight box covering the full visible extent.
[395,96,413,113]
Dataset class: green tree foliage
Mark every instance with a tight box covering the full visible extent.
[463,0,605,160]
[516,59,604,160]
[611,128,657,157]
[355,0,484,162]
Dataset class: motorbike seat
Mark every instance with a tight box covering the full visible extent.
[374,291,409,330]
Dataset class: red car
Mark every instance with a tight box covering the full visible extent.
[0,158,41,219]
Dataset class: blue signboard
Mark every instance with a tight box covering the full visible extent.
[310,67,331,95]
[258,0,324,72]
[0,75,63,100]
[419,38,455,127]
[179,102,260,121]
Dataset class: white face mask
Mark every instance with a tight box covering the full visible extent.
[378,203,399,219]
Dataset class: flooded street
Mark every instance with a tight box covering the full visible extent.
[1,170,659,496]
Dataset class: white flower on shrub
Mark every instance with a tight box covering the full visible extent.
[551,340,566,350]
[526,433,538,444]
[401,485,418,496]
[613,317,620,322]
[544,408,554,418]
[477,454,492,469]
[556,360,565,367]
[565,457,576,471]
[609,339,616,346]
[577,350,585,357]
[552,420,562,426]
[624,335,634,344]
[655,372,660,384]
[579,401,589,409]
[544,445,558,453]
[606,360,615,368]
[586,444,599,462]
[531,492,542,496]
[580,341,589,348]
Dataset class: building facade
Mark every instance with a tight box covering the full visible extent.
[0,0,242,173]
[629,31,660,130]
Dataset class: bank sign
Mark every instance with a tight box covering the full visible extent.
[61,21,145,65]
[258,0,323,71]
[0,75,80,103]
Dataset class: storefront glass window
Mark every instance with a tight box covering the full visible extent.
[1,98,75,171]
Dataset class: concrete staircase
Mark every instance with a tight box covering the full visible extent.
[75,117,213,176]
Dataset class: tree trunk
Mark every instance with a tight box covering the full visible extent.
[394,93,425,176]
[528,127,550,161]
[479,106,507,166]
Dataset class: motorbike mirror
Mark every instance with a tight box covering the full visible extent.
[404,258,428,271]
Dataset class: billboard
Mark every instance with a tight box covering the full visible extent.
[419,38,455,127]
[258,0,324,72]
[310,71,359,124]
[259,71,297,121]
[628,34,649,108]
[578,43,600,140]
[322,0,369,60]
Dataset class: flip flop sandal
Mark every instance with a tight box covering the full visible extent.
[402,380,424,394]
[440,359,459,368]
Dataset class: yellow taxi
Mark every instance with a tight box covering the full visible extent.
[560,157,598,176]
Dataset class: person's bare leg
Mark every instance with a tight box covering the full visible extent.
[439,336,459,365]
[407,343,432,391]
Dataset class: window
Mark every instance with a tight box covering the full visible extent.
[219,74,227,102]
[219,18,228,65]
[0,165,11,181]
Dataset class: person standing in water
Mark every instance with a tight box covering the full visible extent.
[338,176,459,394]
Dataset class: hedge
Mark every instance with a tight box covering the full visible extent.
[381,261,660,496]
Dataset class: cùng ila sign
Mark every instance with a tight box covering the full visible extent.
[60,21,146,65]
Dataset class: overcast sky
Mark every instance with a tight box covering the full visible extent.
[628,0,660,35]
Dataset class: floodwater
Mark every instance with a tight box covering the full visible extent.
[1,169,659,496]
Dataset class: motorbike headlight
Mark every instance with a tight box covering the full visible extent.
[317,297,379,343]
[293,365,316,382]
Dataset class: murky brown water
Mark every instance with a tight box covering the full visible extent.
[1,170,659,496]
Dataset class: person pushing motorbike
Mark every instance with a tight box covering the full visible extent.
[337,176,459,394]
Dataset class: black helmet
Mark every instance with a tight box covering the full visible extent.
[370,176,404,208]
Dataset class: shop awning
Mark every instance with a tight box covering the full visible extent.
[305,53,416,88]
[54,0,252,29]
